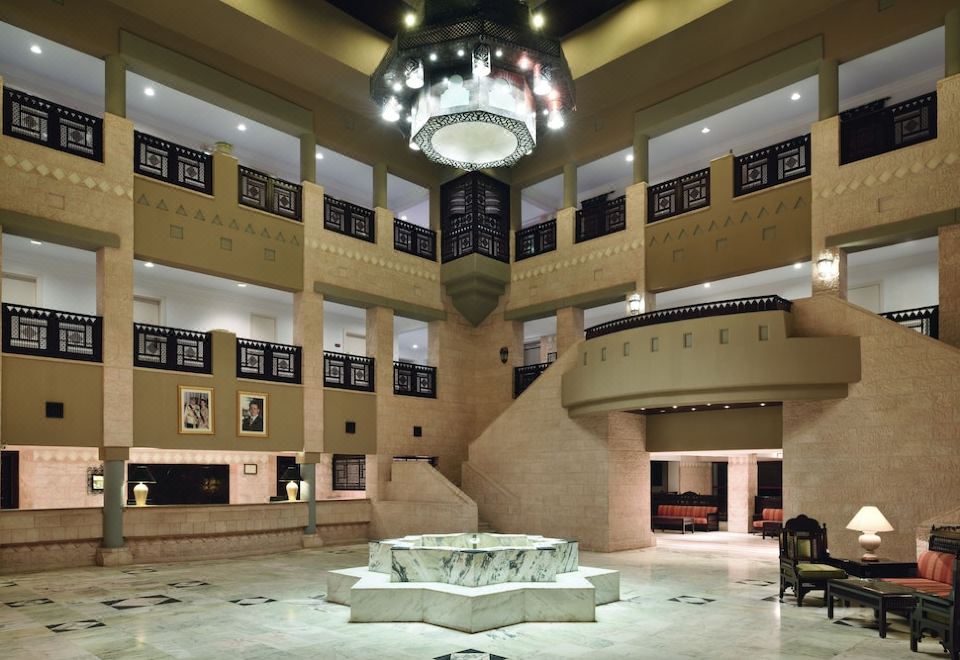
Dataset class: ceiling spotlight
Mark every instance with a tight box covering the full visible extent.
[542,108,549,116]
[495,48,503,57]
[531,13,545,29]
[411,344,419,349]
[428,52,438,62]
[701,126,711,134]
[457,48,465,57]
[143,261,155,268]
[672,405,678,409]
[724,405,731,409]
[400,215,408,220]
[237,283,248,288]
[392,81,403,93]
[793,262,802,269]
[517,54,531,70]
[29,44,42,55]
[691,408,696,411]
[316,152,324,160]
[143,86,156,97]
[703,282,711,288]
[547,109,565,130]
[760,402,766,407]
[30,240,43,246]
[790,91,802,101]
[625,153,635,162]
[381,97,401,122]
[237,123,247,132]
[404,12,416,27]
[405,114,413,123]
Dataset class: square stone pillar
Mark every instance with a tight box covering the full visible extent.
[678,457,712,495]
[366,305,395,397]
[97,244,133,449]
[727,455,758,534]
[556,306,584,356]
[607,412,655,550]
[939,224,960,348]
[297,181,327,454]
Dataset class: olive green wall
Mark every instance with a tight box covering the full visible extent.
[645,406,782,453]
[1,356,103,447]
[132,331,303,451]
[133,152,304,291]
[322,389,377,454]
[645,156,811,292]
[562,310,861,416]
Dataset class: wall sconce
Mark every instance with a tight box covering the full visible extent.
[816,252,839,280]
[499,346,509,364]
[626,293,644,316]
[130,465,156,507]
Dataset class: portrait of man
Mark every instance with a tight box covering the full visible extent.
[238,392,268,437]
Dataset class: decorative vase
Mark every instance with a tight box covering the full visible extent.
[133,482,149,507]
[285,480,299,502]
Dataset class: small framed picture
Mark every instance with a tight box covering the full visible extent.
[243,463,258,475]
[178,385,215,434]
[238,391,268,438]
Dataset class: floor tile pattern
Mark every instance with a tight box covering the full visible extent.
[0,532,951,659]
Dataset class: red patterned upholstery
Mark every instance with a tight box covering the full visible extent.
[752,508,784,528]
[657,504,717,526]
[883,578,952,597]
[880,551,955,597]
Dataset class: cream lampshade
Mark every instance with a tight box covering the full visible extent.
[846,506,894,562]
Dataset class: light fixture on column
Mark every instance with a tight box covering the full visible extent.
[130,465,156,507]
[816,251,839,280]
[846,506,894,561]
[279,465,300,501]
[533,65,553,96]
[404,58,424,89]
[472,44,491,78]
[626,293,644,316]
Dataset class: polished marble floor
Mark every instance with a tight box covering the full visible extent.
[0,532,945,659]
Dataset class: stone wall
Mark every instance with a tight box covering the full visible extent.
[678,458,713,495]
[783,295,960,561]
[0,507,102,573]
[371,461,477,539]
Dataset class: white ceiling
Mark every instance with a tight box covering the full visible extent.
[521,26,945,223]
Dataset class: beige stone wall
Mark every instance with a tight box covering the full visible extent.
[371,461,477,539]
[783,295,960,561]
[727,454,758,534]
[678,458,713,495]
[940,223,960,348]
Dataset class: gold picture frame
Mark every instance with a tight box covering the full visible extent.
[237,391,269,438]
[178,385,215,434]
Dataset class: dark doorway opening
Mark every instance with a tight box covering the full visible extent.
[712,461,728,522]
[1,450,19,509]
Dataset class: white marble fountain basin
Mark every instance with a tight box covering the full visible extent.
[368,533,579,587]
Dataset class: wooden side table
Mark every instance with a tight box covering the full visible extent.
[827,579,917,638]
[826,557,917,579]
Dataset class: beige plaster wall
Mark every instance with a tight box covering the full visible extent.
[371,461,477,539]
[783,295,960,561]
[678,458,713,495]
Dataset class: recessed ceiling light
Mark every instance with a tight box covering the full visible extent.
[542,108,549,116]
[411,344,419,349]
[790,92,802,101]
[691,408,696,411]
[640,407,646,411]
[400,215,408,220]
[30,44,42,55]
[429,52,437,62]
[703,282,711,288]
[531,13,545,29]
[625,153,634,162]
[315,152,324,160]
[30,240,43,246]
[701,126,711,134]
[672,405,678,409]
[495,49,503,58]
[760,402,766,407]
[724,405,730,409]
[237,123,247,132]
[457,49,465,57]
[404,12,416,27]
[518,55,531,70]
[143,261,155,268]
[237,283,248,288]
[143,86,156,97]
[706,403,712,406]
[793,262,802,269]
[392,81,403,93]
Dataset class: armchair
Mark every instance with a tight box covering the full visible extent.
[910,526,960,659]
[779,514,847,606]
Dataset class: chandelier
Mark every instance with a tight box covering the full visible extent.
[370,0,575,171]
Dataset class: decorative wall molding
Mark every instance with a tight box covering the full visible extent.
[512,238,644,282]
[310,238,439,282]
[815,151,959,200]
[1,150,133,199]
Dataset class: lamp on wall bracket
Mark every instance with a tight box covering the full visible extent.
[846,505,894,561]
[130,465,156,507]
[499,346,509,364]
[816,251,839,281]
[279,465,301,502]
[626,293,644,316]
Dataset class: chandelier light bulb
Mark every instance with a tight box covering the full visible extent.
[518,54,531,70]
[382,97,401,122]
[457,48,465,57]
[533,65,553,96]
[404,12,416,27]
[392,81,403,93]
[472,44,491,78]
[429,52,438,62]
[532,13,545,29]
[547,109,565,130]
[404,58,424,89]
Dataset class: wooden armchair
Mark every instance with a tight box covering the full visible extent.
[911,526,960,660]
[779,514,847,606]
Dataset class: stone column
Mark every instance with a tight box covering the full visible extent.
[727,455,758,534]
[562,162,577,210]
[299,132,317,183]
[556,306,584,356]
[101,457,125,549]
[366,305,394,400]
[939,224,960,348]
[632,129,649,185]
[607,412,655,550]
[678,457,712,495]
[373,162,388,210]
[509,185,523,232]
[429,185,441,232]
[819,59,839,120]
[105,54,125,118]
[947,8,960,77]
[301,460,318,534]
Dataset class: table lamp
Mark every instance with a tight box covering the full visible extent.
[279,466,300,501]
[846,506,894,561]
[130,465,156,507]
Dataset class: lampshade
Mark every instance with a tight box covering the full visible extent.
[279,466,301,482]
[846,506,894,533]
[130,465,156,484]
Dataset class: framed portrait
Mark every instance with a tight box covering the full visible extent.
[178,385,215,434]
[243,463,258,475]
[238,391,269,438]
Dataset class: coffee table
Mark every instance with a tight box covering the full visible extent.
[826,578,917,638]
[651,516,694,534]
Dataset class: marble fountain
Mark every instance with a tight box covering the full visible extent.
[326,533,619,633]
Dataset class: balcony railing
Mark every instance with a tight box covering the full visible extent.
[585,295,793,339]
[734,134,811,196]
[647,168,710,223]
[238,166,302,221]
[576,194,626,243]
[133,131,213,195]
[323,351,375,392]
[133,324,212,373]
[237,338,302,384]
[515,218,556,261]
[394,218,436,261]
[513,362,551,398]
[441,213,510,263]
[880,305,939,339]
[840,92,937,165]
[324,195,375,243]
[2,303,102,362]
[394,361,437,398]
[2,87,102,161]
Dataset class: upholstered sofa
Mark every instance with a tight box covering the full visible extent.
[882,549,954,597]
[752,508,784,538]
[654,504,719,532]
